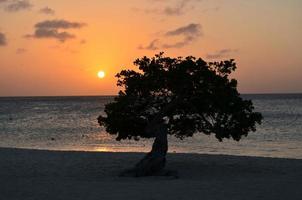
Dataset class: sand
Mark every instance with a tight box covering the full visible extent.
[0,148,302,200]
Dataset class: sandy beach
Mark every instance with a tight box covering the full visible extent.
[0,148,301,200]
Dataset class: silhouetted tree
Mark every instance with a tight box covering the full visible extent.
[98,53,263,177]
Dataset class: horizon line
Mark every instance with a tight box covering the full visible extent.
[1,92,302,98]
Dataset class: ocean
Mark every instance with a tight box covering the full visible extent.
[0,94,301,159]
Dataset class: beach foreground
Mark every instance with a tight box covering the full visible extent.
[0,148,302,200]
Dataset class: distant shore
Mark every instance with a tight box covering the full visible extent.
[0,148,301,200]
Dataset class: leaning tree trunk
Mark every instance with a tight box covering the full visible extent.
[134,128,168,176]
[119,126,172,177]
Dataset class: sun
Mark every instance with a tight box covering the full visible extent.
[97,71,105,79]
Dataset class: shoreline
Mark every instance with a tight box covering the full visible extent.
[1,147,302,200]
[1,146,302,160]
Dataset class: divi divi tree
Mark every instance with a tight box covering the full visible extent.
[98,53,263,177]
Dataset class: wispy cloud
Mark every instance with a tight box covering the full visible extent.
[162,38,194,49]
[138,0,202,16]
[206,49,238,59]
[165,23,202,37]
[163,23,202,49]
[0,32,7,46]
[163,0,198,16]
[138,39,159,50]
[25,19,86,42]
[4,0,32,12]
[39,6,55,15]
[139,23,202,50]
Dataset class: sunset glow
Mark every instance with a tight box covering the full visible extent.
[0,0,301,96]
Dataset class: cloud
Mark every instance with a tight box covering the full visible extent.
[165,23,202,37]
[39,6,55,15]
[26,28,75,42]
[0,32,7,46]
[138,39,159,50]
[4,0,32,12]
[35,20,86,29]
[140,0,201,16]
[206,49,238,59]
[16,48,27,54]
[162,37,194,49]
[25,19,86,42]
[163,0,194,16]
[139,23,202,50]
[163,23,202,48]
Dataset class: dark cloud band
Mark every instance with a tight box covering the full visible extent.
[35,20,85,29]
[26,19,86,42]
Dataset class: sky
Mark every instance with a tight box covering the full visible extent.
[0,0,301,96]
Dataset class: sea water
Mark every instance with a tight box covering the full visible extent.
[0,94,301,159]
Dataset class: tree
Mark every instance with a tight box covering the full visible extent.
[98,53,263,177]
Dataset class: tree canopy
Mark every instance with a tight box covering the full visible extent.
[98,53,263,142]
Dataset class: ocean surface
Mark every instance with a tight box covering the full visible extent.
[0,94,302,159]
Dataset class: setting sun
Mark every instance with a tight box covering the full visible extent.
[97,71,106,79]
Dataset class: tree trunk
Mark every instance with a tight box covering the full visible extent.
[119,126,176,177]
[134,128,168,176]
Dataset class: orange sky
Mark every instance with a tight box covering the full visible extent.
[0,0,301,96]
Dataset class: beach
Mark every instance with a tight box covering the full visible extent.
[1,148,301,200]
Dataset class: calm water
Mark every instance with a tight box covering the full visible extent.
[0,94,302,159]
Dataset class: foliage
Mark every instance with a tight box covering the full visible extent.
[98,53,263,142]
